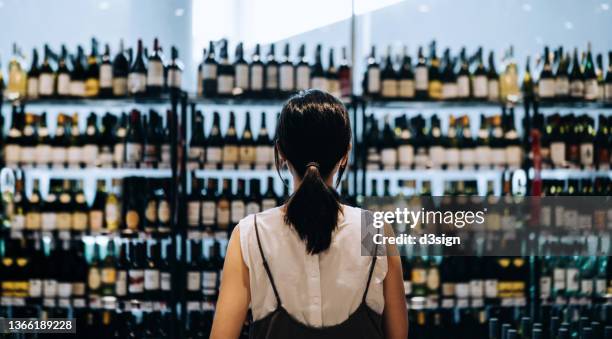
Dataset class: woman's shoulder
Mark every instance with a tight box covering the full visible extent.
[236,206,284,233]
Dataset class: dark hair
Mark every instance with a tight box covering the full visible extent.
[275,89,352,254]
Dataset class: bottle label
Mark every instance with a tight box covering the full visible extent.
[398,145,414,167]
[12,214,25,230]
[262,198,277,211]
[112,77,128,96]
[540,277,551,298]
[35,144,52,165]
[69,81,85,97]
[473,75,487,98]
[113,143,125,166]
[553,268,566,290]
[56,212,72,230]
[99,64,113,88]
[68,146,82,165]
[550,142,565,167]
[540,206,551,227]
[584,79,598,100]
[232,64,248,90]
[145,200,157,225]
[403,280,412,296]
[580,143,594,166]
[460,149,475,167]
[125,210,140,230]
[27,78,39,98]
[101,268,116,284]
[127,73,146,94]
[381,79,398,98]
[381,148,397,168]
[187,271,201,291]
[105,202,120,230]
[144,269,160,290]
[41,212,56,231]
[442,282,455,297]
[491,148,506,166]
[115,271,127,296]
[201,201,216,226]
[411,268,426,284]
[207,147,222,165]
[203,64,217,79]
[223,145,239,165]
[43,280,58,297]
[455,283,470,298]
[280,64,294,91]
[296,66,310,90]
[484,279,498,298]
[25,212,41,230]
[581,279,593,295]
[487,80,499,101]
[85,78,100,97]
[239,146,256,166]
[88,268,101,290]
[217,205,230,228]
[147,61,164,86]
[88,210,103,231]
[538,79,555,98]
[29,279,42,298]
[202,271,218,293]
[126,143,143,164]
[426,269,440,290]
[415,67,428,91]
[469,280,484,298]
[246,202,261,215]
[161,272,171,291]
[255,145,273,167]
[218,75,234,94]
[457,76,470,97]
[570,80,584,98]
[250,65,264,90]
[4,145,21,164]
[189,146,204,164]
[188,201,200,227]
[266,66,279,89]
[158,201,170,224]
[445,148,460,167]
[555,77,569,96]
[429,146,445,168]
[367,68,381,94]
[398,79,415,98]
[83,144,98,165]
[72,212,88,230]
[231,201,246,223]
[20,145,35,164]
[605,84,612,102]
[441,83,457,100]
[168,69,182,89]
[505,146,522,167]
[475,146,491,167]
[57,74,71,95]
[128,270,145,293]
[39,74,55,95]
[311,77,327,92]
[566,268,579,292]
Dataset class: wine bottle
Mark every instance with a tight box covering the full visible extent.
[188,177,201,232]
[67,113,83,168]
[538,46,555,100]
[217,40,235,97]
[505,109,522,169]
[156,180,171,234]
[605,51,612,103]
[295,44,310,91]
[397,116,414,169]
[216,179,231,232]
[127,39,147,96]
[4,105,22,167]
[26,48,40,99]
[101,241,117,297]
[146,38,165,97]
[6,43,27,100]
[380,115,397,169]
[459,116,475,169]
[428,42,442,100]
[222,112,239,169]
[85,38,100,98]
[187,240,202,300]
[555,48,570,99]
[249,44,264,98]
[202,178,218,232]
[338,46,352,99]
[523,56,535,102]
[113,113,127,167]
[326,47,340,98]
[473,47,488,100]
[569,48,584,101]
[94,43,112,98]
[205,112,222,169]
[487,51,500,102]
[233,42,249,96]
[167,46,183,93]
[246,179,262,215]
[265,43,280,98]
[457,47,471,99]
[279,43,295,96]
[20,113,37,167]
[583,43,598,101]
[143,179,158,233]
[125,109,143,168]
[115,241,129,300]
[255,112,273,170]
[89,180,105,233]
[262,177,277,210]
[230,179,247,228]
[239,112,256,169]
[124,178,142,233]
[189,110,205,170]
[381,45,398,99]
[128,242,145,299]
[441,48,457,100]
[70,46,86,98]
[476,114,491,169]
[83,112,99,167]
[71,180,88,233]
[88,243,102,304]
[144,241,161,302]
[398,46,415,100]
[414,46,428,99]
[311,44,327,92]
[445,115,460,169]
[365,45,381,97]
[112,40,129,97]
[38,45,55,98]
[56,45,72,98]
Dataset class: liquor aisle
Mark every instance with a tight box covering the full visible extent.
[0,14,612,338]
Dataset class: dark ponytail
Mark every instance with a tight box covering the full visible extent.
[275,90,351,254]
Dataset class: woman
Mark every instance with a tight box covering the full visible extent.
[210,90,407,338]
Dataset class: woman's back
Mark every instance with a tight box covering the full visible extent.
[238,205,387,328]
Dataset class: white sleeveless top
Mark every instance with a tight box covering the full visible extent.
[238,205,387,327]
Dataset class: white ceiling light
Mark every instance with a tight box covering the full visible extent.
[175,8,185,17]
[564,21,574,30]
